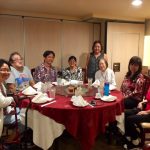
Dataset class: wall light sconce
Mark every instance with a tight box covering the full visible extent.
[132,0,143,6]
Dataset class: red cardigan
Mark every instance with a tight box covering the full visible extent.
[145,86,150,110]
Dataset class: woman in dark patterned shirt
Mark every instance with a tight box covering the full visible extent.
[62,56,83,81]
[121,56,145,109]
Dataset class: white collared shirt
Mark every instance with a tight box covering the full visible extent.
[95,68,116,86]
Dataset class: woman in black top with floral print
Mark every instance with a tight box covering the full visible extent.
[62,56,83,81]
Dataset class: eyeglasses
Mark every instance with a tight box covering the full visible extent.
[12,58,23,62]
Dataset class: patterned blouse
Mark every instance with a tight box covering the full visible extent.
[120,73,145,101]
[33,63,57,83]
[62,66,83,81]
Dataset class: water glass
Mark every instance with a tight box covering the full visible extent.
[57,78,62,85]
[88,78,93,86]
[48,87,56,99]
[97,86,104,98]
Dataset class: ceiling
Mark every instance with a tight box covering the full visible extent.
[0,0,150,22]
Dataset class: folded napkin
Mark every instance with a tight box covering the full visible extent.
[101,95,117,102]
[57,79,70,86]
[109,84,117,90]
[22,86,37,95]
[92,79,100,88]
[71,95,88,107]
[93,80,117,90]
[70,80,79,85]
[32,92,53,103]
[33,82,44,91]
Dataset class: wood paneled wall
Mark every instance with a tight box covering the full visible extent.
[0,15,100,69]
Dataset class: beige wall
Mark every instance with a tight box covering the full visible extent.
[107,22,145,88]
[0,15,101,70]
[0,15,23,59]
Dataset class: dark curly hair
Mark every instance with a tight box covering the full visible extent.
[43,50,55,58]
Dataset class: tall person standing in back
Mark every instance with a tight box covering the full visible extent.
[86,40,107,82]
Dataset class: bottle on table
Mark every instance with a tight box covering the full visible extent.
[104,82,110,96]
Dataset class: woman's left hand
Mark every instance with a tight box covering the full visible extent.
[137,111,149,115]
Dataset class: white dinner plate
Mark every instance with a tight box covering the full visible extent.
[72,102,88,107]
[101,95,117,102]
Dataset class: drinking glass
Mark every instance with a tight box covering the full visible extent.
[88,78,93,87]
[48,87,56,99]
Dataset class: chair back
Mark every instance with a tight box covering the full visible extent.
[82,68,87,83]
[31,68,35,77]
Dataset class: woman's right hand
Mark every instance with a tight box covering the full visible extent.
[137,101,144,110]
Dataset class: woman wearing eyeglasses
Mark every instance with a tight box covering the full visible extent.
[6,52,35,93]
[0,59,13,137]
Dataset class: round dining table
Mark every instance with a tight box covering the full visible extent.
[20,87,124,150]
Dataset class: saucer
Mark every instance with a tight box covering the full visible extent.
[94,96,101,100]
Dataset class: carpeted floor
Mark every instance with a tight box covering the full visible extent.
[1,130,124,150]
[30,130,124,150]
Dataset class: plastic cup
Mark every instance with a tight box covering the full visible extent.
[48,88,56,99]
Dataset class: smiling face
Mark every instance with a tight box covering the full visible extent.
[44,54,55,66]
[129,64,139,75]
[93,43,102,55]
[0,63,10,82]
[68,58,77,68]
[99,59,107,72]
[11,54,24,69]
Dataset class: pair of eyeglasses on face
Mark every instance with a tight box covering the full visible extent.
[12,58,23,62]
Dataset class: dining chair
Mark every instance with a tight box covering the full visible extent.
[1,101,21,149]
[1,93,33,149]
[82,68,87,83]
[31,68,35,77]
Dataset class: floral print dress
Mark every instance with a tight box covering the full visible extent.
[62,67,83,81]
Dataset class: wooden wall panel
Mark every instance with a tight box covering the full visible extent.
[24,18,62,69]
[0,15,23,60]
[62,21,93,68]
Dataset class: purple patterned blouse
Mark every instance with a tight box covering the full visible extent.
[33,63,57,83]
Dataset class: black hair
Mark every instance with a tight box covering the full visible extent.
[91,40,103,54]
[0,59,10,69]
[43,50,55,58]
[68,56,77,62]
[126,56,142,81]
[9,52,22,64]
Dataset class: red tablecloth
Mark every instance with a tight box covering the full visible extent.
[21,90,124,150]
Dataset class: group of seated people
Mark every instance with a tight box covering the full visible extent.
[0,40,149,149]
